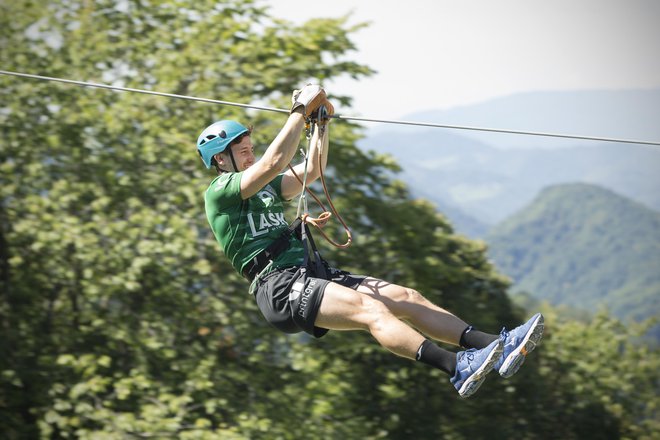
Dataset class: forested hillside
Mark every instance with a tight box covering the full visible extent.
[487,183,660,325]
[1,1,658,439]
[359,130,660,235]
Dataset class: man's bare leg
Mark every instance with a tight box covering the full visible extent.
[314,280,505,398]
[356,278,474,346]
[314,281,426,359]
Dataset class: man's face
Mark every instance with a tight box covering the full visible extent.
[218,135,255,171]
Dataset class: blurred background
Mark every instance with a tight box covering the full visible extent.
[1,0,658,438]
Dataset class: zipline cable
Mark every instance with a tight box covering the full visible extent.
[330,115,660,146]
[2,69,660,147]
[0,70,289,115]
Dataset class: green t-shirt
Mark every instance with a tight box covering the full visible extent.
[204,172,304,275]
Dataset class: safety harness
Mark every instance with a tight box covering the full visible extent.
[245,106,351,294]
[242,217,302,282]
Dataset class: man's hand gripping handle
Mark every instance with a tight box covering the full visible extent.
[291,84,327,118]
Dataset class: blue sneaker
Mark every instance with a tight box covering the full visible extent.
[450,338,503,398]
[495,313,545,378]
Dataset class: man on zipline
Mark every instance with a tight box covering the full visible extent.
[197,84,544,398]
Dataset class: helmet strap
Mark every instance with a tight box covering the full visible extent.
[227,148,240,172]
[212,148,240,174]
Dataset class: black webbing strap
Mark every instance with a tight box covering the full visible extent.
[242,217,303,281]
[299,220,327,279]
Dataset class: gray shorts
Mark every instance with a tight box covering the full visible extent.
[254,265,366,338]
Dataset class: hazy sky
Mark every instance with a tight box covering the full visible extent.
[267,0,660,119]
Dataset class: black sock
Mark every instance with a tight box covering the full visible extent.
[459,325,498,349]
[416,339,457,376]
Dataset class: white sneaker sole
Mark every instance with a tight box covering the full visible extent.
[458,341,503,398]
[498,314,545,378]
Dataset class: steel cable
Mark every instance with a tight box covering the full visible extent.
[2,70,659,146]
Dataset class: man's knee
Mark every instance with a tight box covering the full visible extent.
[377,283,425,305]
[385,287,427,320]
[359,295,396,330]
[402,287,424,304]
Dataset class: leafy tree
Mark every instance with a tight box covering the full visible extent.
[524,308,659,439]
[0,1,373,438]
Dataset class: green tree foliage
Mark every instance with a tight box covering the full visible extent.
[532,308,659,439]
[1,1,658,439]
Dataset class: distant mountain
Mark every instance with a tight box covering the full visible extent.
[358,89,660,235]
[402,89,660,149]
[359,129,660,235]
[486,183,660,326]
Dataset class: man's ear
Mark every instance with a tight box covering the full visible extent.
[214,153,225,166]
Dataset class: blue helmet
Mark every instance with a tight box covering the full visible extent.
[197,120,249,169]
